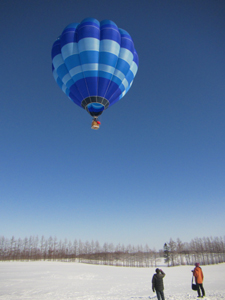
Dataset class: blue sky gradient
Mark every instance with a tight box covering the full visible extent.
[1,0,225,249]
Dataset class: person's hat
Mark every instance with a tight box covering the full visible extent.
[195,263,200,267]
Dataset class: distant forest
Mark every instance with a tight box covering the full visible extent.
[0,235,225,267]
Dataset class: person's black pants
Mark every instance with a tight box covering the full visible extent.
[156,290,165,300]
[196,283,205,297]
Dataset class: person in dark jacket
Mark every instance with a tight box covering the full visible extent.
[152,268,166,300]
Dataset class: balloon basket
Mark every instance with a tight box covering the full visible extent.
[91,120,100,130]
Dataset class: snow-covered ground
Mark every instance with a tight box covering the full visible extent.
[0,261,224,300]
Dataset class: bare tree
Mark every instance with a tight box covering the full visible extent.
[168,238,177,266]
[176,238,184,265]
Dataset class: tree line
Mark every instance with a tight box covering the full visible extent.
[0,235,225,267]
[0,236,160,267]
[164,236,225,266]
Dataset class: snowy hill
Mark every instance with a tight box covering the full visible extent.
[0,261,224,299]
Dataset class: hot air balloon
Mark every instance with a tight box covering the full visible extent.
[51,18,139,129]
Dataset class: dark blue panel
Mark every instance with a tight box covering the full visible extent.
[69,82,84,102]
[97,77,112,99]
[104,81,121,101]
[100,27,120,44]
[108,86,122,104]
[119,28,130,38]
[80,18,100,26]
[109,95,120,107]
[77,21,100,41]
[133,50,139,66]
[100,19,117,28]
[121,36,134,53]
[85,77,98,96]
[98,71,113,81]
[65,54,81,70]
[61,30,77,48]
[79,51,99,64]
[69,91,82,107]
[70,78,89,99]
[64,23,79,31]
[99,52,118,67]
[51,40,61,59]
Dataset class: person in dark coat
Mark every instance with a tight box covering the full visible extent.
[152,268,166,300]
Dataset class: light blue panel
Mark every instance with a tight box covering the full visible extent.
[119,48,133,66]
[121,78,129,90]
[61,42,83,87]
[52,54,64,70]
[113,68,125,82]
[69,65,83,78]
[130,61,138,77]
[99,64,115,75]
[78,37,100,52]
[83,70,98,77]
[82,63,98,72]
[61,73,73,86]
[100,39,120,56]
[61,42,79,59]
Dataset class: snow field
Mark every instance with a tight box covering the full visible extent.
[0,261,224,299]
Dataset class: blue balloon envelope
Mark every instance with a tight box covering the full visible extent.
[51,18,139,119]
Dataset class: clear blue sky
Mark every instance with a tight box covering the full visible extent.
[1,0,225,250]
